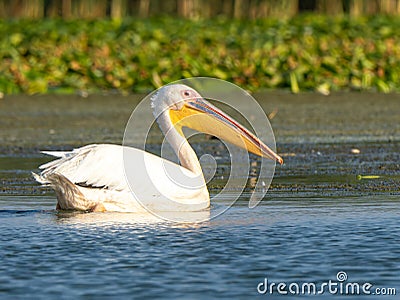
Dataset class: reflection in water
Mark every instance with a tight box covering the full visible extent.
[54,210,211,227]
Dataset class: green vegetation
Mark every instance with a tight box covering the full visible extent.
[1,15,400,94]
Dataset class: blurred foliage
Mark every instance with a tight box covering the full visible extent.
[1,15,400,94]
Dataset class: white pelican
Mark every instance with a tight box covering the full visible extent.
[34,84,283,213]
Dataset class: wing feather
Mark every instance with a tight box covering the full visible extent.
[41,151,71,158]
[40,144,128,191]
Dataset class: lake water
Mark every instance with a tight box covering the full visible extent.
[0,92,399,299]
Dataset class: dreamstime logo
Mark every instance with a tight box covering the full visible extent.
[122,77,278,222]
[257,271,397,296]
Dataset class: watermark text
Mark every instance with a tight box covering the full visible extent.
[257,272,396,296]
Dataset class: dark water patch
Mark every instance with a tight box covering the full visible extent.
[0,209,45,215]
[1,92,400,150]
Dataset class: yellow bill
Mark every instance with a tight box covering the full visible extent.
[169,98,283,165]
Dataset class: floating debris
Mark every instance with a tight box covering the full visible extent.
[312,149,322,156]
[248,176,257,187]
[268,108,279,120]
[357,175,381,180]
[351,148,361,154]
[281,152,296,157]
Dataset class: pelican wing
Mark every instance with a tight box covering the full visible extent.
[40,144,128,191]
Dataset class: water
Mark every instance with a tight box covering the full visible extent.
[0,194,399,299]
[0,92,399,299]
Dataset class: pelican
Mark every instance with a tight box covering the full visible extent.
[34,84,283,213]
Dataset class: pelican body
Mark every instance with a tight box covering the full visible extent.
[34,84,283,213]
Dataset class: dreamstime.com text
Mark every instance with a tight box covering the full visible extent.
[257,272,396,296]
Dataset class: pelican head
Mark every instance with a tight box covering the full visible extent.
[151,84,283,174]
[151,84,200,115]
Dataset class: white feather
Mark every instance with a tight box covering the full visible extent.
[41,150,71,158]
[34,143,209,212]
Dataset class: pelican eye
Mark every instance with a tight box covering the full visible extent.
[182,90,192,98]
